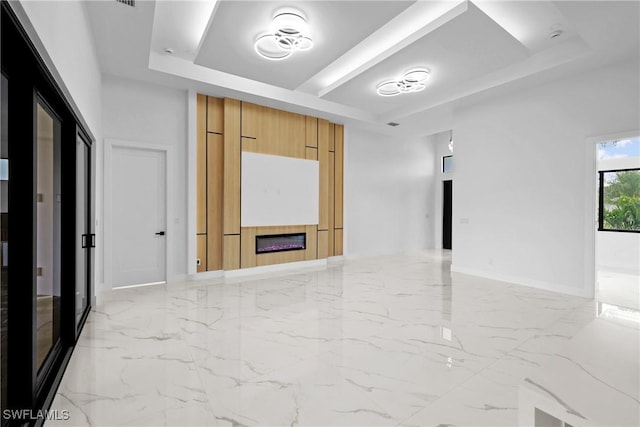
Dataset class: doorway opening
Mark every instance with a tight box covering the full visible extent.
[443,180,453,250]
[594,136,640,312]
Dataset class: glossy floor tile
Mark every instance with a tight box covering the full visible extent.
[597,268,640,311]
[46,251,639,426]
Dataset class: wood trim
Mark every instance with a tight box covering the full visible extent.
[335,124,344,229]
[223,234,241,270]
[207,133,224,271]
[207,96,224,134]
[305,116,318,148]
[318,119,330,230]
[223,98,241,235]
[196,234,207,272]
[317,230,329,259]
[196,94,207,235]
[334,229,343,256]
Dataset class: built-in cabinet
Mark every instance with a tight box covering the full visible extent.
[196,95,343,271]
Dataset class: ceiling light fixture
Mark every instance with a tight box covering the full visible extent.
[254,8,313,60]
[376,68,430,96]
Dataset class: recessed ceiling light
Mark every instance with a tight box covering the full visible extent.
[254,8,313,60]
[376,68,430,97]
[549,29,563,39]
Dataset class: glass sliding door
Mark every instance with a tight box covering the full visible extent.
[76,134,91,330]
[1,73,8,425]
[2,2,94,419]
[35,101,62,374]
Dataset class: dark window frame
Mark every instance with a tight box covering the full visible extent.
[598,167,640,234]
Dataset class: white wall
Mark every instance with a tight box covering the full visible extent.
[102,75,188,284]
[452,58,640,297]
[18,1,102,138]
[346,128,435,257]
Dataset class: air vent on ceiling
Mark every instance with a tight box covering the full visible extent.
[387,122,400,127]
[116,0,135,7]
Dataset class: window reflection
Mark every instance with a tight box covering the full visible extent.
[36,102,61,372]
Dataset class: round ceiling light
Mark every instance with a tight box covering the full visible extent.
[255,8,313,60]
[376,68,430,97]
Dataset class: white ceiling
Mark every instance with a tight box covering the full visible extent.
[85,0,640,137]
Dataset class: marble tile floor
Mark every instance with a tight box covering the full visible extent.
[46,251,638,426]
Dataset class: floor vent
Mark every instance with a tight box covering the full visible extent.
[116,0,135,7]
[387,122,400,127]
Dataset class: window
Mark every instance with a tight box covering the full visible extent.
[598,168,640,232]
[442,155,453,173]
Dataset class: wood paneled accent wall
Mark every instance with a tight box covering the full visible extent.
[196,96,343,271]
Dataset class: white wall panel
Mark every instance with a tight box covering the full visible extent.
[241,152,319,226]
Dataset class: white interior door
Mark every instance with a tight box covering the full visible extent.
[111,146,166,287]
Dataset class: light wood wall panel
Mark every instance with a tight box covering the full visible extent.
[305,116,318,148]
[329,123,335,152]
[318,119,330,231]
[305,147,317,160]
[335,125,344,229]
[196,234,207,272]
[334,229,343,256]
[207,97,224,134]
[305,225,318,260]
[196,94,207,235]
[241,228,257,269]
[241,225,316,267]
[317,230,329,259]
[223,98,241,235]
[223,235,240,270]
[241,101,258,138]
[328,151,335,257]
[197,94,344,270]
[240,102,306,159]
[207,133,224,270]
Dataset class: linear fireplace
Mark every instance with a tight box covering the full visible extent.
[256,233,306,254]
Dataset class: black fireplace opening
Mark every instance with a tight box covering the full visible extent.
[256,233,306,254]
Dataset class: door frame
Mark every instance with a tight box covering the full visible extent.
[584,130,640,300]
[104,139,174,289]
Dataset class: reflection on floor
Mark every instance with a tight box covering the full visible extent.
[597,268,640,311]
[36,295,54,371]
[47,251,639,426]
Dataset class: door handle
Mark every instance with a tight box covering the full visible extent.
[155,231,165,236]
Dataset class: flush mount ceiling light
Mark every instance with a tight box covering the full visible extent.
[376,68,430,97]
[254,8,313,60]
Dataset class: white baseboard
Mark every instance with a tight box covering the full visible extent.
[224,259,327,279]
[187,270,225,281]
[328,255,344,264]
[451,264,594,299]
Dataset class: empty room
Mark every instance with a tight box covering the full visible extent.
[1,0,638,426]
